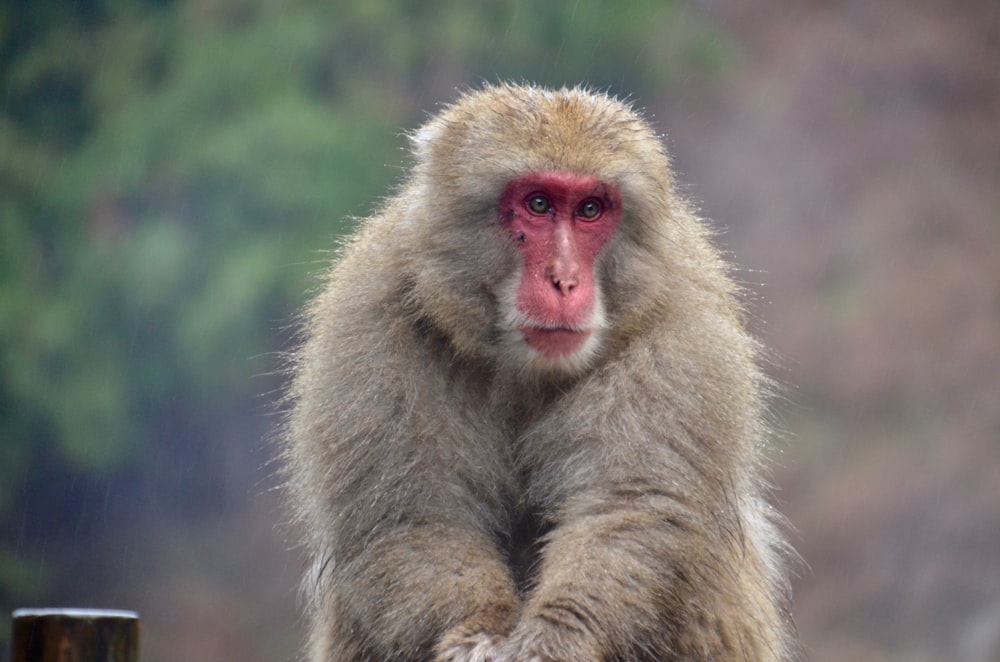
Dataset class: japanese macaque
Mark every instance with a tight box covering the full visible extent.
[283,84,797,661]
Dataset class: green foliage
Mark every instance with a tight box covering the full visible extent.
[0,0,730,611]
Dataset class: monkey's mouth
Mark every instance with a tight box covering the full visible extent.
[519,326,593,359]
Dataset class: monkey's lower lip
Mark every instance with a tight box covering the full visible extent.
[520,326,592,359]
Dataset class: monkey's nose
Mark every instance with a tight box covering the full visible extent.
[551,273,578,296]
[548,224,581,296]
[546,252,580,296]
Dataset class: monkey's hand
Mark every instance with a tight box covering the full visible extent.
[434,630,506,662]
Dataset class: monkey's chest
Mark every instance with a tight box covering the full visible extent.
[503,508,553,595]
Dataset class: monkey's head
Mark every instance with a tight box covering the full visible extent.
[400,84,696,379]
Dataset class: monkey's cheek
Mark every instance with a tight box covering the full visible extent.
[519,327,593,360]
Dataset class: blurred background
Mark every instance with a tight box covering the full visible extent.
[1,0,998,660]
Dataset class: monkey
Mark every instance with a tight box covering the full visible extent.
[283,84,797,661]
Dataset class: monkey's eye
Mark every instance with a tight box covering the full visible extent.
[577,199,603,220]
[526,195,551,215]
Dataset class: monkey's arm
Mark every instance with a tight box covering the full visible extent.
[503,344,790,661]
[291,333,521,659]
[503,484,785,661]
[307,523,517,661]
[298,419,522,662]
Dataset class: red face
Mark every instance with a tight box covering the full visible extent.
[498,171,622,363]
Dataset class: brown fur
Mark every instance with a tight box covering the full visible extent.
[283,84,797,661]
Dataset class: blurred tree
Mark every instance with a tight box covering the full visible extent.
[0,0,727,645]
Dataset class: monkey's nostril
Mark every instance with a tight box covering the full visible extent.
[551,278,573,295]
[551,275,577,296]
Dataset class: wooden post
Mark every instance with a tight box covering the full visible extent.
[11,609,140,662]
